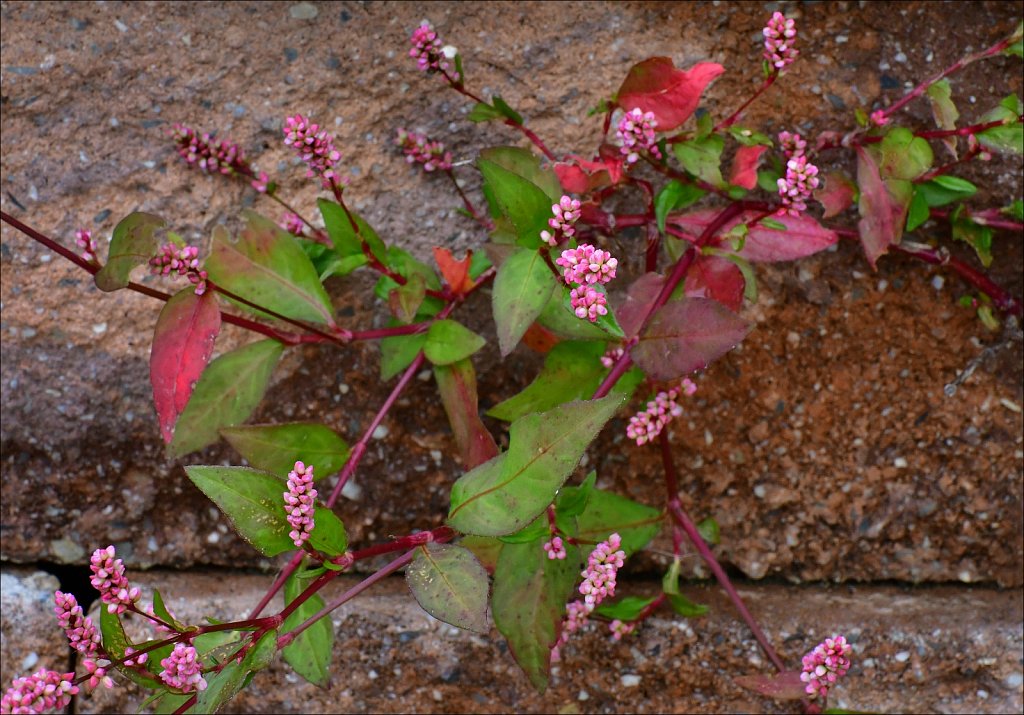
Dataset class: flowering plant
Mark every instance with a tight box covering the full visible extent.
[2,11,1022,715]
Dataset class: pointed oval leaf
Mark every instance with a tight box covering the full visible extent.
[569,487,662,558]
[633,298,751,381]
[150,288,222,444]
[282,568,334,687]
[317,198,388,261]
[434,359,499,469]
[616,58,724,131]
[478,146,563,202]
[667,592,709,617]
[99,609,164,689]
[856,147,910,269]
[593,594,659,621]
[94,212,165,292]
[380,330,427,380]
[194,660,246,713]
[491,539,580,693]
[406,543,490,634]
[477,159,553,248]
[448,394,625,536]
[424,319,486,365]
[673,134,725,187]
[667,209,839,262]
[734,671,807,701]
[815,172,857,219]
[220,422,350,477]
[170,339,284,457]
[729,145,768,190]
[204,212,335,325]
[492,248,558,356]
[685,254,744,311]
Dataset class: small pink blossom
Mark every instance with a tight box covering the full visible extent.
[681,377,697,396]
[89,545,141,615]
[409,21,458,80]
[170,124,252,177]
[123,647,148,668]
[159,643,207,693]
[395,128,453,172]
[82,658,113,691]
[251,171,270,193]
[556,244,618,286]
[776,155,820,215]
[282,114,343,190]
[800,635,853,700]
[543,536,567,560]
[626,382,696,446]
[278,212,305,236]
[763,11,799,71]
[869,109,890,127]
[1,669,78,714]
[75,228,97,262]
[540,195,582,247]
[777,131,807,159]
[616,108,661,164]
[609,619,636,641]
[570,286,609,322]
[149,243,200,277]
[284,461,317,548]
[54,591,101,658]
[600,346,625,369]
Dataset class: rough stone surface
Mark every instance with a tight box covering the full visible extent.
[0,569,68,686]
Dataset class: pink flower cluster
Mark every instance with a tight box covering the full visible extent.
[159,643,207,693]
[540,196,582,247]
[552,533,626,662]
[395,128,453,172]
[543,536,567,560]
[800,635,853,700]
[556,244,618,322]
[284,461,317,547]
[282,114,343,190]
[776,154,820,215]
[149,243,209,295]
[90,545,141,615]
[1,670,78,714]
[616,108,661,164]
[54,591,118,691]
[763,11,799,70]
[626,379,697,446]
[171,124,252,178]
[609,619,636,641]
[278,212,305,236]
[409,22,457,79]
[777,131,807,160]
[600,346,625,369]
[75,228,97,263]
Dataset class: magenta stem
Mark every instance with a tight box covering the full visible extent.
[715,73,778,131]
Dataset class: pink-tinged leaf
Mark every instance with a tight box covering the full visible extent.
[729,145,768,190]
[434,358,499,470]
[94,212,165,292]
[633,298,751,380]
[856,147,910,269]
[734,671,806,701]
[685,255,744,312]
[150,288,222,444]
[666,209,839,262]
[553,149,626,194]
[433,247,476,295]
[815,171,857,218]
[616,58,724,131]
[616,272,665,338]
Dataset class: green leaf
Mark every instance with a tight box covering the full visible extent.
[204,213,336,325]
[594,595,658,621]
[727,126,773,147]
[555,471,596,522]
[170,339,284,457]
[448,395,625,536]
[380,330,426,380]
[488,341,643,422]
[758,217,787,231]
[536,287,609,341]
[468,102,505,122]
[99,609,164,689]
[869,127,933,181]
[492,248,558,356]
[152,588,187,632]
[497,517,551,544]
[423,319,486,365]
[654,180,706,234]
[977,94,1024,154]
[559,284,624,339]
[926,79,960,157]
[478,147,563,203]
[149,691,192,714]
[94,212,165,292]
[194,659,246,713]
[221,423,350,477]
[434,358,499,470]
[668,592,709,617]
[491,538,579,693]
[1004,199,1024,221]
[906,188,931,232]
[406,543,490,633]
[757,168,782,193]
[184,466,347,557]
[477,158,554,248]
[950,205,994,267]
[318,199,387,262]
[572,487,662,559]
[282,567,334,687]
[673,134,725,187]
[697,517,720,545]
[917,176,978,207]
[492,95,524,125]
[388,273,426,323]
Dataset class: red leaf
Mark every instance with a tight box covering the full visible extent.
[554,150,626,194]
[815,171,857,219]
[667,209,838,262]
[685,255,744,311]
[616,272,665,339]
[521,322,560,354]
[434,359,499,470]
[729,145,768,190]
[734,671,807,701]
[433,247,476,295]
[856,147,908,269]
[616,58,724,131]
[633,297,751,381]
[150,289,222,444]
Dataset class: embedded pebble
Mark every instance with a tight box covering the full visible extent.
[894,457,908,468]
[341,479,363,501]
[289,2,318,19]
[1006,672,1023,688]
[21,652,39,671]
[931,276,945,290]
[620,674,641,687]
[894,651,911,662]
[578,690,590,701]
[372,425,389,439]
[92,322,107,334]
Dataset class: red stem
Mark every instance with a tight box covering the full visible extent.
[715,74,778,132]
